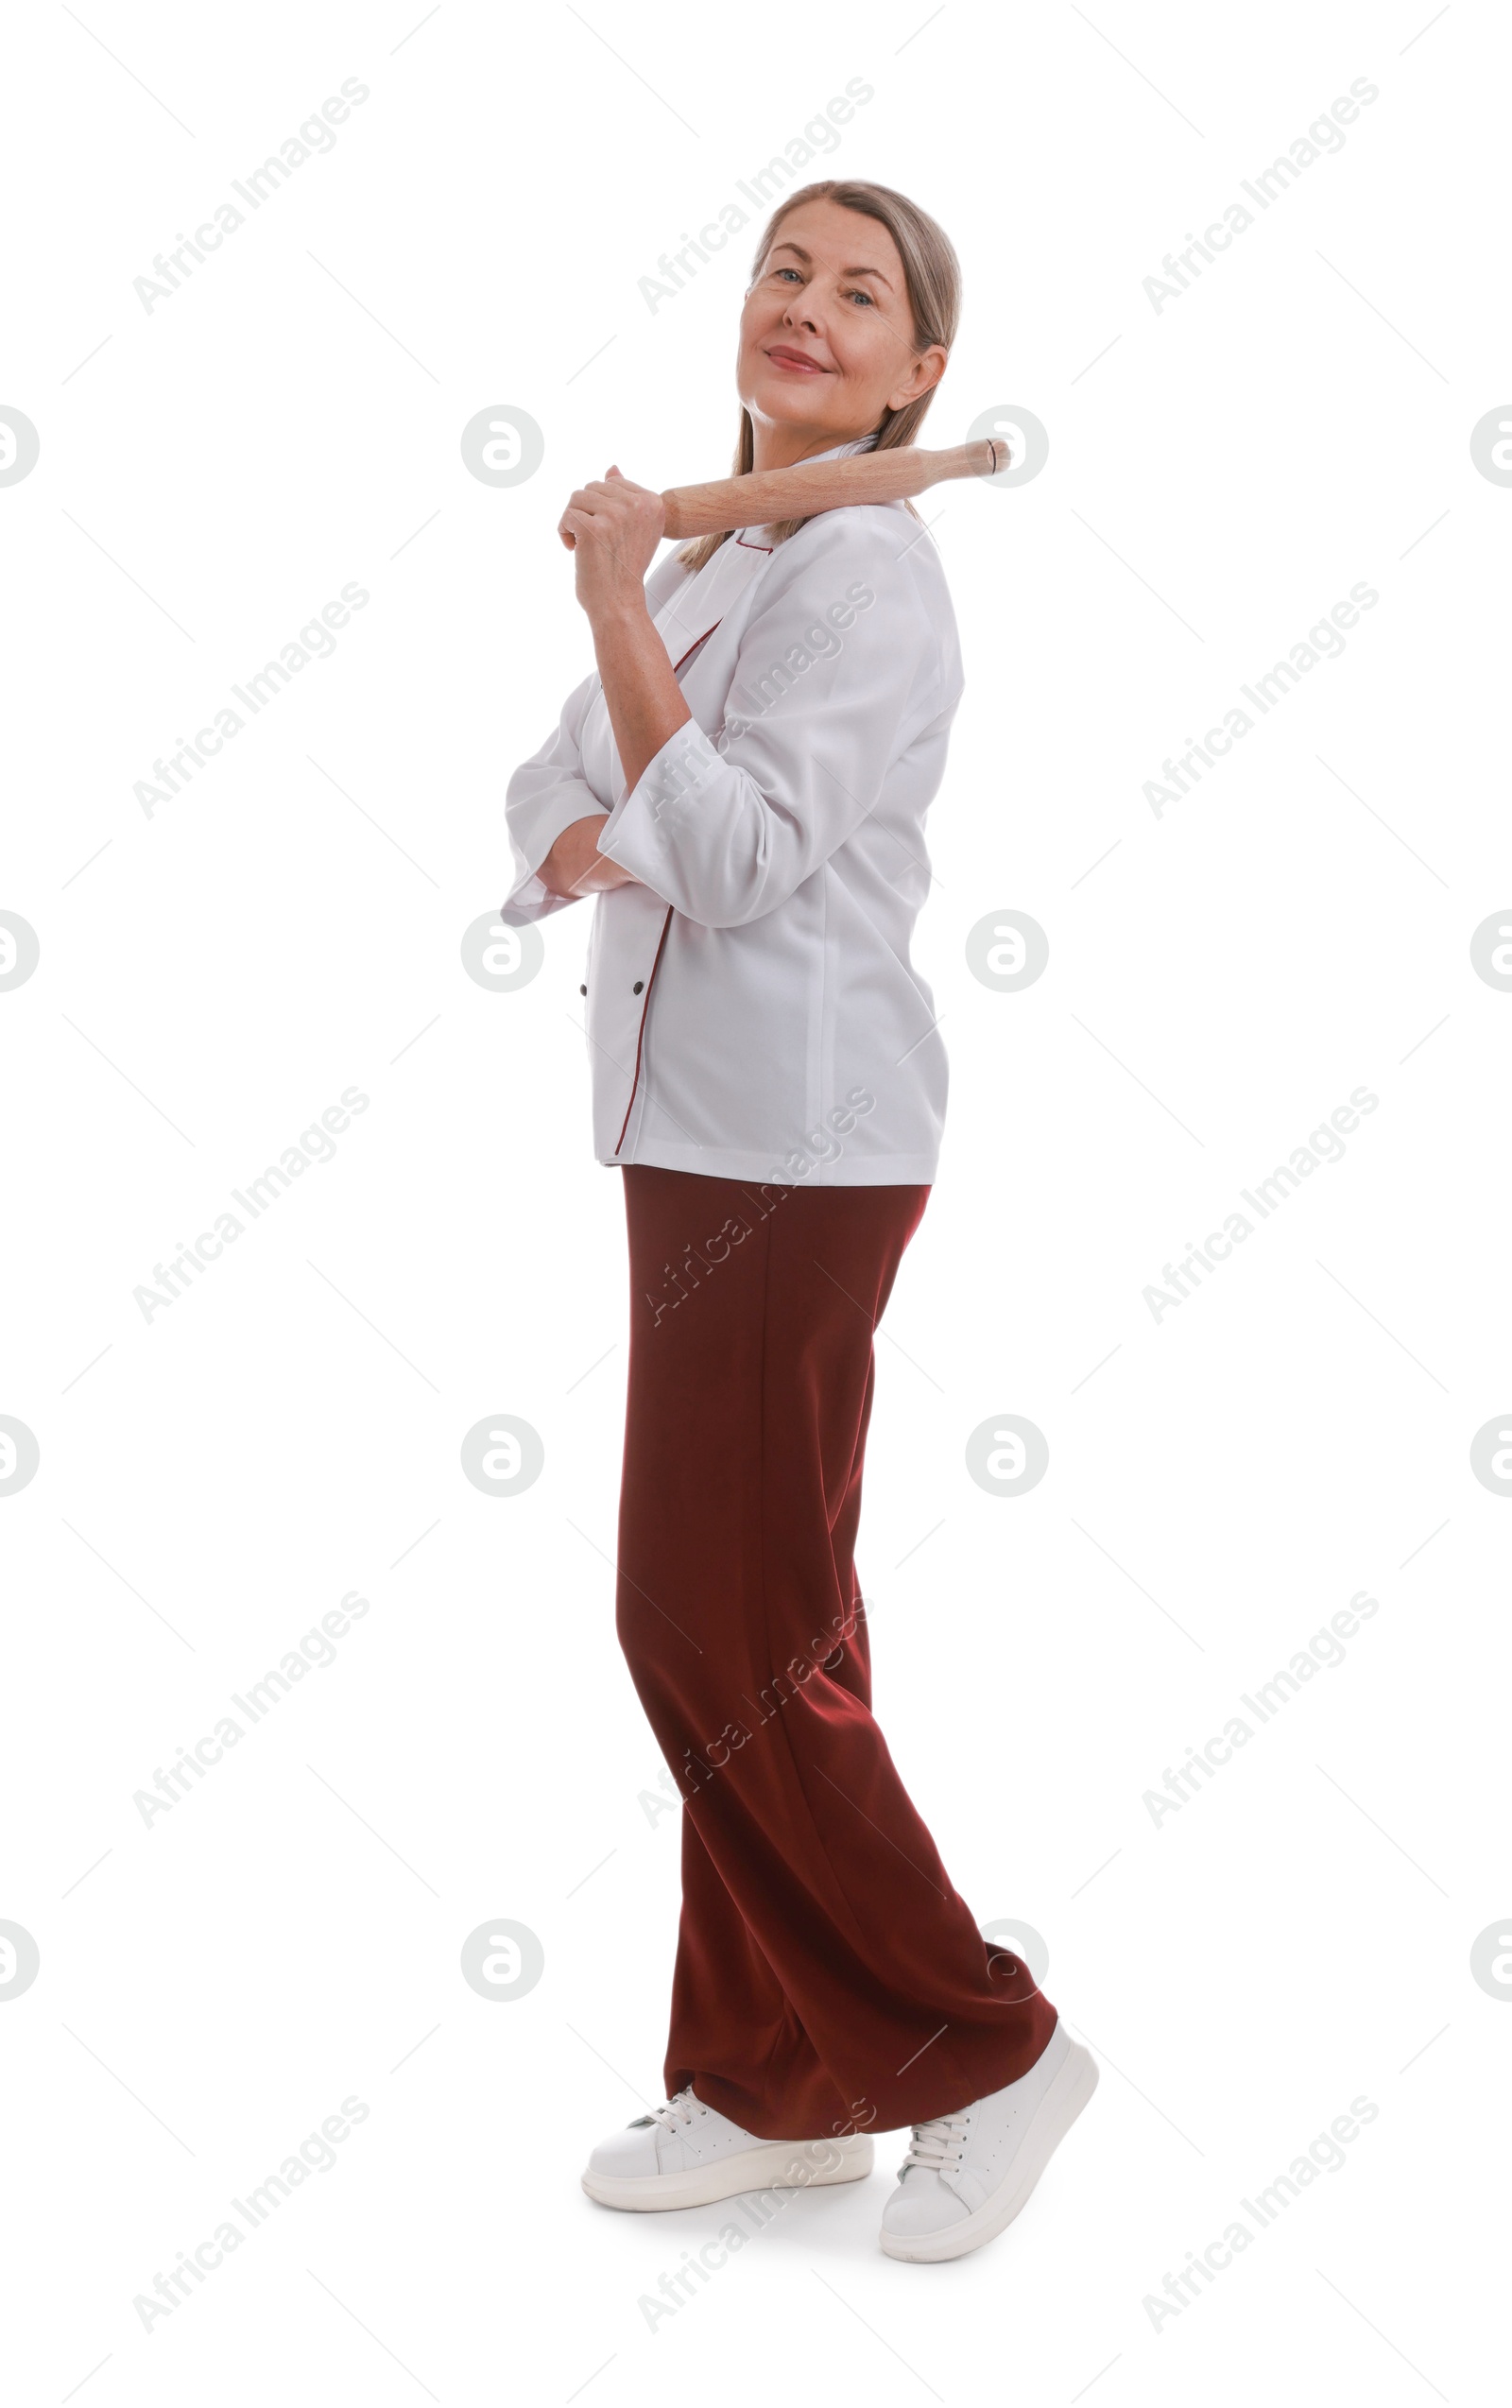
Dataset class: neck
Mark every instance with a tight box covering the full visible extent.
[748,421,876,474]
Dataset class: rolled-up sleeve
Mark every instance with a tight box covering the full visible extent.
[593,511,946,930]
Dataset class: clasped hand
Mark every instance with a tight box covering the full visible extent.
[558,465,666,622]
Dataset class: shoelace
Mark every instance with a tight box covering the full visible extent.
[647,2087,707,2133]
[899,2107,971,2178]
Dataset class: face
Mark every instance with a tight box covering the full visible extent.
[737,198,946,455]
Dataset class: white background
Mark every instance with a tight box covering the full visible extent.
[3,1,1508,2400]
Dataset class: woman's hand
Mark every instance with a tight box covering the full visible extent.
[539,814,643,900]
[558,466,666,623]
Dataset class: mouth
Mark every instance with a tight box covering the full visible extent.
[765,345,829,375]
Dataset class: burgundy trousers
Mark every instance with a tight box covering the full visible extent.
[615,1164,1057,2142]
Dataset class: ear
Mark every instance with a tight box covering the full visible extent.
[887,344,949,414]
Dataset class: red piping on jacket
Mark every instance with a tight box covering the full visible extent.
[613,902,675,1154]
[610,613,722,1157]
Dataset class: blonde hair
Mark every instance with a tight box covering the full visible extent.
[676,179,962,575]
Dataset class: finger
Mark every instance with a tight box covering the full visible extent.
[566,484,628,515]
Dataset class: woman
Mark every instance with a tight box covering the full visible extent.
[501,179,1096,2265]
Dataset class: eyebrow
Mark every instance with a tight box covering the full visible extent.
[768,240,893,288]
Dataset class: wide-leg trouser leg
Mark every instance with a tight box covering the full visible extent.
[615,1163,1057,2142]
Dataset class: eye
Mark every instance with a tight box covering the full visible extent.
[846,287,875,307]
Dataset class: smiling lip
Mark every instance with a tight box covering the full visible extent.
[765,346,827,373]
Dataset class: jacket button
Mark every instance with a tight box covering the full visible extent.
[632,979,644,994]
[579,983,587,995]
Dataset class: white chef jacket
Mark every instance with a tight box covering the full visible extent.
[500,439,964,1185]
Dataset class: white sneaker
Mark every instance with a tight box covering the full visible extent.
[582,2085,874,2211]
[880,2021,1097,2262]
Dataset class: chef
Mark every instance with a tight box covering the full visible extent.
[500,181,1094,2270]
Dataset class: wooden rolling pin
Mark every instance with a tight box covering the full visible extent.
[557,439,1006,548]
[660,437,1006,539]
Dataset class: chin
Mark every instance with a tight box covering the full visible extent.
[747,379,833,426]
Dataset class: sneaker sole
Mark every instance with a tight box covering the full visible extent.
[582,2131,874,2212]
[879,2039,1099,2263]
